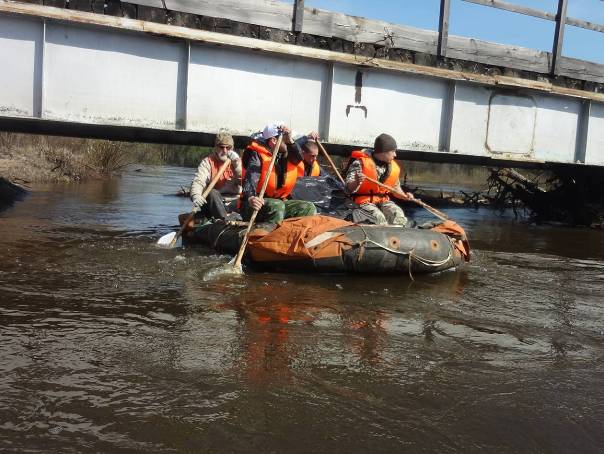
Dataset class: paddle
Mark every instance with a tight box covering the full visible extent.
[230,134,283,273]
[362,175,450,222]
[157,158,232,248]
[316,140,347,189]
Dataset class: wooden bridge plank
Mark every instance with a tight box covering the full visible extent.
[461,0,555,21]
[120,0,604,83]
[2,0,604,99]
[557,56,604,83]
[566,16,604,34]
[163,0,292,30]
[302,8,438,54]
[446,35,550,74]
[462,0,604,33]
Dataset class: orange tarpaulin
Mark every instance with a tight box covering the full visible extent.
[248,215,354,262]
[248,215,471,263]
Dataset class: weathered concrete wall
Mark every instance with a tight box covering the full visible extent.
[19,0,602,95]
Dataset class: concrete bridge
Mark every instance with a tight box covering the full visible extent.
[1,0,604,169]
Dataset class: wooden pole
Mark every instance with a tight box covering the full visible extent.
[316,140,347,188]
[437,0,451,58]
[362,175,450,222]
[232,135,283,272]
[169,158,232,247]
[551,0,568,76]
[461,0,555,21]
[293,0,305,33]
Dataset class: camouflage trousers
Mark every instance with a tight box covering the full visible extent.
[352,201,408,226]
[241,198,317,224]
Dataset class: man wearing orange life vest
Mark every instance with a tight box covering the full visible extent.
[297,140,325,177]
[241,124,318,223]
[345,133,415,226]
[190,131,242,220]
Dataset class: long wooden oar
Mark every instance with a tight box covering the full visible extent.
[231,135,283,273]
[316,140,346,188]
[362,175,449,222]
[157,158,232,248]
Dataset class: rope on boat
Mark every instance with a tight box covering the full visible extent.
[213,224,240,250]
[408,250,415,281]
[356,224,453,273]
[409,250,453,268]
[207,222,452,273]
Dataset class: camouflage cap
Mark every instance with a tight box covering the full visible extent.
[215,131,234,147]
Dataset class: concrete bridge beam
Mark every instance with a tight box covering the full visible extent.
[1,2,603,169]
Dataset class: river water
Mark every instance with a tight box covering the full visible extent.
[1,166,603,453]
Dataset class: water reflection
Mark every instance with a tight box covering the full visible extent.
[76,178,121,205]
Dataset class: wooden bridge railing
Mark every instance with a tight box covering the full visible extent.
[18,0,604,83]
[453,0,604,76]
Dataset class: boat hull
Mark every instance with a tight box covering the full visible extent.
[184,218,465,275]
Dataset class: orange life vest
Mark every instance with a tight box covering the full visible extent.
[243,141,298,200]
[350,150,401,205]
[207,153,235,190]
[297,160,321,177]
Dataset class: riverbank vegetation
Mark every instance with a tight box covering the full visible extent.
[0,131,491,188]
[0,132,211,186]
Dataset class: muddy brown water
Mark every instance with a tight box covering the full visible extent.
[1,166,603,453]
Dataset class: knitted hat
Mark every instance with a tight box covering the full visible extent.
[374,133,397,153]
[215,132,234,148]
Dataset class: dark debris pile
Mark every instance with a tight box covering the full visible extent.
[487,168,604,229]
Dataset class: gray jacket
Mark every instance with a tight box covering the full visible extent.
[190,151,242,205]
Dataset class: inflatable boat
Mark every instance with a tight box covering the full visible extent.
[180,214,469,275]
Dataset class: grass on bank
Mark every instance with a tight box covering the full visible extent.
[0,132,211,185]
[0,131,492,188]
